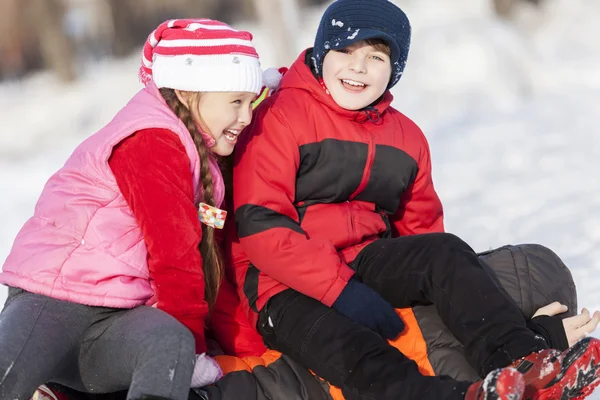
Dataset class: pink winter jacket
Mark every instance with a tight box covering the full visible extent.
[0,82,205,308]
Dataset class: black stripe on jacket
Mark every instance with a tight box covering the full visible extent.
[354,144,418,214]
[296,139,367,204]
[236,204,306,238]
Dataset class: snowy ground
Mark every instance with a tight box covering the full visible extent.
[1,0,599,394]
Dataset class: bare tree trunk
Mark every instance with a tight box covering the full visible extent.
[253,0,301,67]
[492,0,545,19]
[0,0,25,79]
[214,0,255,21]
[179,0,220,18]
[298,0,328,5]
[106,0,138,57]
[493,0,518,18]
[28,0,77,82]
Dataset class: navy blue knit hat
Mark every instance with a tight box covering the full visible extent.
[311,0,411,89]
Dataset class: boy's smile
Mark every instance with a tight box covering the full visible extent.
[322,41,392,111]
[341,78,367,92]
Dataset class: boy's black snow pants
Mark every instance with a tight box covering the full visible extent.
[257,232,547,400]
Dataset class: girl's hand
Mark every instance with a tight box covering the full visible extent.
[533,302,600,347]
[191,353,223,388]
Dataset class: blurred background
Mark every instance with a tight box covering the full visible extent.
[0,0,562,82]
[0,0,599,342]
[0,0,327,83]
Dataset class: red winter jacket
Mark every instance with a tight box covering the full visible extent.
[231,50,444,327]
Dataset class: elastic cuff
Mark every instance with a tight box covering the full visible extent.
[527,315,569,351]
[320,265,355,307]
[480,334,548,377]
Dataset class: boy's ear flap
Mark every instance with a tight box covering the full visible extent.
[174,89,190,109]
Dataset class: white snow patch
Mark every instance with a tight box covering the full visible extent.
[331,19,344,27]
[347,29,360,40]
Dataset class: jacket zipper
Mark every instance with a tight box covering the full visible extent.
[349,133,375,200]
[346,201,356,244]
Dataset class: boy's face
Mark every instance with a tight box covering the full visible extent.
[322,41,392,110]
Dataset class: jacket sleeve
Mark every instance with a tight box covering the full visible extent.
[233,105,355,307]
[209,275,267,357]
[109,128,209,354]
[391,127,445,236]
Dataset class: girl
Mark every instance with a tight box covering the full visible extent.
[0,18,263,400]
[230,1,600,399]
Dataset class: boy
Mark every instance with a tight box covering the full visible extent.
[230,1,600,399]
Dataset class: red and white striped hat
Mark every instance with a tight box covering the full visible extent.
[139,19,263,94]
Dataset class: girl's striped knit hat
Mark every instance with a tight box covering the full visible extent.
[139,19,263,94]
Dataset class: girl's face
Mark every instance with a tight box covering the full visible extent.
[322,41,392,110]
[178,91,256,157]
[197,92,256,156]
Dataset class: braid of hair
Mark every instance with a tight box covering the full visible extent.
[160,88,224,309]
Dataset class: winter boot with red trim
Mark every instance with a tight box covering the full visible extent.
[464,367,525,400]
[511,337,600,399]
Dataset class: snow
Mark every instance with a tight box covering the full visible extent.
[347,29,360,40]
[392,0,600,320]
[332,19,344,28]
[1,0,599,394]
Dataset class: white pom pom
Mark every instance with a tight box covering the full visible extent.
[263,67,283,90]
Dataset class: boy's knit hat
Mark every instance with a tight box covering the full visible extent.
[139,19,263,94]
[311,0,411,89]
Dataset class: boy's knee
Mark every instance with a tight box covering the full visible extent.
[430,232,474,253]
[425,233,481,270]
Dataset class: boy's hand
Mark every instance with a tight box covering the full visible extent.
[332,277,404,340]
[533,302,600,347]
